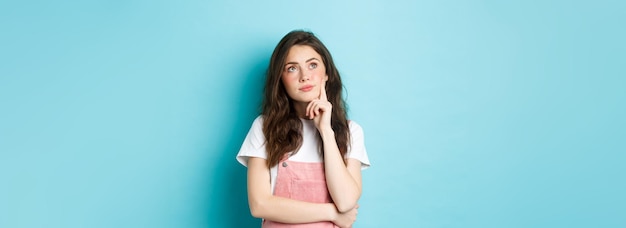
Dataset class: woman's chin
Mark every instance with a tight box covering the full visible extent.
[292,96,316,104]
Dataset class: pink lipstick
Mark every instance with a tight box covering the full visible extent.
[299,85,314,92]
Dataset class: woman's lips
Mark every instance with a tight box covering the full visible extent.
[299,85,314,92]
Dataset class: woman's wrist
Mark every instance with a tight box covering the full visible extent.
[319,127,335,138]
[326,203,339,222]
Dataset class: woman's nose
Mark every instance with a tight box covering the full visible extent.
[299,71,310,82]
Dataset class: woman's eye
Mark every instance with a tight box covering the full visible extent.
[309,63,317,69]
[287,66,297,72]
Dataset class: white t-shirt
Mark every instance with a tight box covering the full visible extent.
[236,116,371,193]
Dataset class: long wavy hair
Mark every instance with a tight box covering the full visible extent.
[262,30,350,168]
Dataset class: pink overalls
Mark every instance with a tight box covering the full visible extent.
[262,158,338,228]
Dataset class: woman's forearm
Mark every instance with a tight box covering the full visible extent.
[247,157,339,223]
[320,128,362,213]
[250,195,337,223]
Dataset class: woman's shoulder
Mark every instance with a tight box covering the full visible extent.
[251,115,265,125]
[347,119,364,133]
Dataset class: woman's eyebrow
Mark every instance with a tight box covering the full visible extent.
[284,58,320,67]
[284,61,298,66]
[305,58,320,63]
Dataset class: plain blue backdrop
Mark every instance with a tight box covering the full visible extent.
[1,0,624,227]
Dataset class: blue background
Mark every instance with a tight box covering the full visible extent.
[1,0,624,227]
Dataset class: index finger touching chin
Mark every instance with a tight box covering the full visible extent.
[320,78,328,101]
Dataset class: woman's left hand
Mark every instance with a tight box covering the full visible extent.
[306,79,332,132]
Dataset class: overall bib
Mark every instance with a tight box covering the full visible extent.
[262,159,338,228]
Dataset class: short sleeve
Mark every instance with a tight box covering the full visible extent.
[236,116,267,167]
[347,121,371,170]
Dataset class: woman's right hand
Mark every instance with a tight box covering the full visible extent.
[332,204,358,228]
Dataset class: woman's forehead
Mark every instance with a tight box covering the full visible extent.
[285,45,322,62]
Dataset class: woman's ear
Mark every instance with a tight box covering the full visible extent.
[324,75,329,81]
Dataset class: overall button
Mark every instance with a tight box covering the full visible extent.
[282,162,288,167]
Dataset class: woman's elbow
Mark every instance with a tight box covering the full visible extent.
[334,191,361,213]
[249,194,277,219]
[335,200,358,213]
[248,198,266,218]
[250,208,263,219]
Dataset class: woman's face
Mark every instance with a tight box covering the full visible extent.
[281,45,328,104]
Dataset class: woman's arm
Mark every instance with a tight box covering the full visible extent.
[247,157,344,223]
[320,130,363,213]
[306,81,362,213]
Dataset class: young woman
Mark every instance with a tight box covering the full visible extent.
[236,30,370,228]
